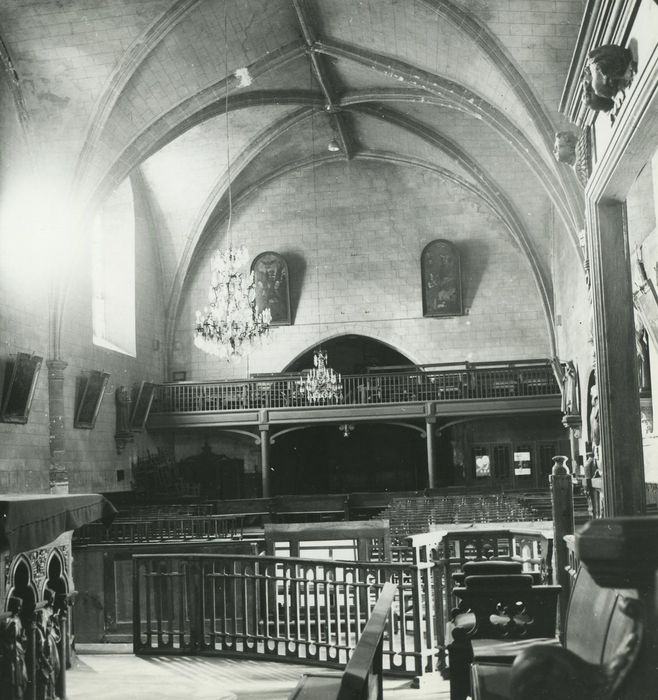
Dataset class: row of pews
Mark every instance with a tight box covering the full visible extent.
[74,489,566,545]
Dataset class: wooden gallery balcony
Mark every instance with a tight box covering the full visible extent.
[147,359,562,430]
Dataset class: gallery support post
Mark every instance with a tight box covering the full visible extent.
[47,359,69,494]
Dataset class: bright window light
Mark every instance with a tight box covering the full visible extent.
[92,179,136,357]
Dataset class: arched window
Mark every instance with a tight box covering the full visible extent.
[421,239,463,317]
[92,178,136,355]
[251,251,291,325]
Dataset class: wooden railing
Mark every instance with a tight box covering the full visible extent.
[130,525,551,678]
[74,514,243,544]
[151,359,559,413]
[288,582,398,699]
[132,552,440,677]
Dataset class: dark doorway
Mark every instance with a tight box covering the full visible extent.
[270,423,426,495]
[285,335,414,375]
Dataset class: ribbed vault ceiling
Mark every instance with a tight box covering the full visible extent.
[0,0,586,350]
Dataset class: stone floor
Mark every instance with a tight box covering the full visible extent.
[67,645,450,699]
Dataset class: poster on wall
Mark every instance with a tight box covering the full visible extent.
[513,451,532,476]
[475,454,491,478]
[251,251,292,325]
[421,239,463,317]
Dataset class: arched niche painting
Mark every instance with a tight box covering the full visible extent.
[251,251,292,325]
[421,239,463,317]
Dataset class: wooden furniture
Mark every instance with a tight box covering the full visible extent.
[271,494,349,522]
[287,582,397,700]
[265,520,392,561]
[447,573,560,700]
[469,515,658,700]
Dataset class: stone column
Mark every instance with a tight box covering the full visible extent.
[586,199,645,515]
[47,359,68,494]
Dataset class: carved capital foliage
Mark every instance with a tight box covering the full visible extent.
[29,548,49,582]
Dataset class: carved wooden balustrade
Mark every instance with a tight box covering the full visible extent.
[151,359,559,414]
[132,551,439,677]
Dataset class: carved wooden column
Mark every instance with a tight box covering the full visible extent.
[47,359,69,494]
[550,471,574,629]
[585,199,645,516]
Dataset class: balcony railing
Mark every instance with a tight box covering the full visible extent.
[152,359,560,413]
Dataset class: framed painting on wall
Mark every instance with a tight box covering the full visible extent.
[74,370,110,429]
[130,381,156,432]
[421,239,463,317]
[0,353,43,424]
[251,251,291,325]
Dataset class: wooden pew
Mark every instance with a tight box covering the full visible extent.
[469,516,658,700]
[272,494,349,522]
[288,582,397,700]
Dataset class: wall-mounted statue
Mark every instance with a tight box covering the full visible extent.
[553,131,578,166]
[114,386,133,454]
[581,44,636,111]
[561,361,580,416]
[0,596,28,700]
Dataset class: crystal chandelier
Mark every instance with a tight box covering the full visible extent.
[299,349,343,403]
[194,245,271,359]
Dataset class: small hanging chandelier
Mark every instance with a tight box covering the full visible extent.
[299,348,343,403]
[194,246,271,359]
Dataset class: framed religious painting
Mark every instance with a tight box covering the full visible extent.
[251,251,292,325]
[74,370,110,429]
[130,381,156,432]
[0,352,43,424]
[421,239,463,317]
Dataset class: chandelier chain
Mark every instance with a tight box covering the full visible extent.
[193,5,271,360]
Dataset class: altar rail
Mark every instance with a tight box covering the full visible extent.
[131,526,551,676]
[152,359,559,412]
[132,552,438,677]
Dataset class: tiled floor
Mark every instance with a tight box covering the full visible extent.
[67,646,450,699]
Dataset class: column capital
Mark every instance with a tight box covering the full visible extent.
[46,359,68,376]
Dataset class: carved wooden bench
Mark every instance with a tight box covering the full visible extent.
[469,516,658,700]
[446,572,560,700]
[287,581,397,700]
